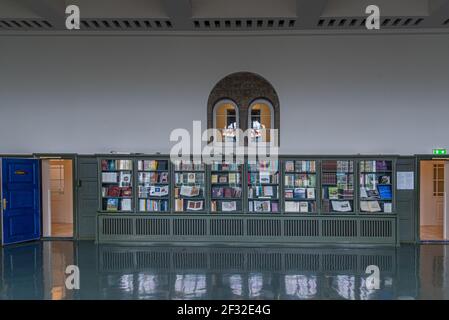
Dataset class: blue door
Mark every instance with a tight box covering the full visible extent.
[2,158,41,245]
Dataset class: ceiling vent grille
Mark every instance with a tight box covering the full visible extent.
[317,16,425,28]
[0,19,53,30]
[80,18,173,30]
[193,18,297,30]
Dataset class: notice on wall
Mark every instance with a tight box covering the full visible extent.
[397,171,414,190]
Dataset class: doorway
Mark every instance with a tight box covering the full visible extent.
[419,160,449,241]
[41,159,74,238]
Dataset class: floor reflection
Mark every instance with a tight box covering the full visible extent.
[1,241,449,300]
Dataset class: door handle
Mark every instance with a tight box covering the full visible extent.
[2,198,7,210]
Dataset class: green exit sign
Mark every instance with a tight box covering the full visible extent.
[433,149,447,155]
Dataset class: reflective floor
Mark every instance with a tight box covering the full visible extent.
[1,241,449,300]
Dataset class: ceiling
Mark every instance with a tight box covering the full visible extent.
[0,0,448,34]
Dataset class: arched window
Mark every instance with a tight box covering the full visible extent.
[207,72,280,145]
[213,100,239,142]
[248,99,274,143]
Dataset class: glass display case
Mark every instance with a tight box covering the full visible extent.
[137,159,170,212]
[283,160,317,213]
[210,161,243,213]
[247,159,280,213]
[321,160,354,213]
[359,160,393,213]
[100,159,133,212]
[173,160,206,213]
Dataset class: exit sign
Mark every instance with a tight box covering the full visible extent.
[433,149,447,155]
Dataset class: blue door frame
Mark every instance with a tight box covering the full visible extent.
[1,158,41,245]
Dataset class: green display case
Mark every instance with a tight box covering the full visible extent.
[173,159,207,213]
[247,159,280,213]
[359,160,394,214]
[321,160,355,214]
[96,155,399,246]
[137,158,170,213]
[283,159,318,214]
[210,160,243,213]
[99,158,134,212]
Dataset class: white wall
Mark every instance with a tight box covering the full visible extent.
[0,33,448,155]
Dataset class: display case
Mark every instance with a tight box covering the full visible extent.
[100,159,133,212]
[173,160,207,213]
[359,160,394,214]
[137,159,170,212]
[247,159,280,213]
[283,160,318,213]
[210,161,243,213]
[321,160,354,213]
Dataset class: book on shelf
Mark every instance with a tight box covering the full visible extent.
[322,172,337,185]
[228,173,238,184]
[187,173,196,184]
[120,187,132,197]
[263,186,274,197]
[306,188,315,199]
[187,200,203,211]
[271,202,279,212]
[379,175,391,184]
[222,201,237,212]
[211,174,218,184]
[175,172,205,184]
[118,172,132,187]
[294,188,306,199]
[139,199,146,211]
[175,199,184,212]
[331,200,352,212]
[248,186,277,199]
[259,172,271,184]
[102,172,118,183]
[106,198,119,211]
[104,186,120,197]
[328,187,339,200]
[143,199,168,212]
[299,202,309,213]
[367,189,380,199]
[384,202,393,213]
[149,185,169,197]
[295,160,316,173]
[285,201,298,212]
[284,189,294,199]
[360,187,368,199]
[211,201,217,212]
[179,185,200,197]
[102,159,132,171]
[219,175,228,183]
[253,200,271,212]
[121,198,132,211]
[285,161,295,172]
[212,187,223,197]
[360,200,381,212]
[174,161,204,171]
[377,185,392,200]
[141,172,169,184]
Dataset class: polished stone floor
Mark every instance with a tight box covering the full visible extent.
[1,241,448,300]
